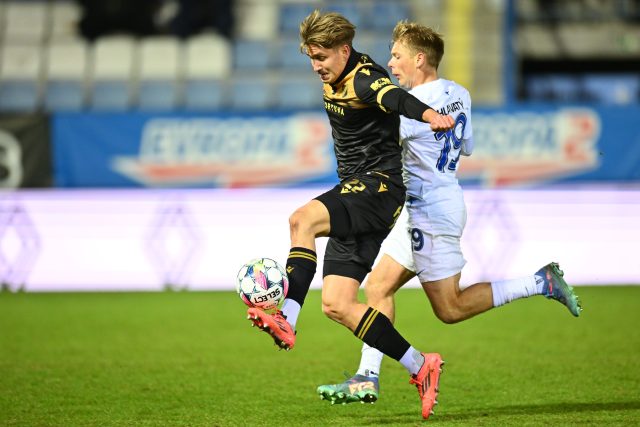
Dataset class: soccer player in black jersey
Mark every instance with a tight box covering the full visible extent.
[246,10,453,419]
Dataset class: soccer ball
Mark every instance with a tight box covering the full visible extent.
[236,257,289,309]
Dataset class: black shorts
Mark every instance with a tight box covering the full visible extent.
[314,171,406,283]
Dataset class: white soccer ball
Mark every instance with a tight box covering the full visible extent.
[236,257,289,309]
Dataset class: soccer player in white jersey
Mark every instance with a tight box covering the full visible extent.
[316,20,582,411]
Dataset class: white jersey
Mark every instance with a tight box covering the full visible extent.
[379,78,473,280]
[400,78,473,201]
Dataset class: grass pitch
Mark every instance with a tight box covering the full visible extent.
[1,286,639,426]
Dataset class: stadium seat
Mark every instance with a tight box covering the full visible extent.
[233,39,273,70]
[44,39,88,110]
[49,0,82,41]
[368,1,411,31]
[277,39,310,71]
[583,74,640,105]
[361,35,392,66]
[235,0,278,40]
[0,43,43,111]
[89,35,136,110]
[229,75,274,110]
[185,34,232,79]
[279,3,316,33]
[548,75,582,102]
[325,3,363,28]
[138,37,181,110]
[184,34,232,110]
[184,79,227,110]
[276,75,321,110]
[2,1,49,42]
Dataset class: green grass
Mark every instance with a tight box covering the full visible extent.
[1,287,639,426]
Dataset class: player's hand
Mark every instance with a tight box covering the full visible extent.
[422,109,454,131]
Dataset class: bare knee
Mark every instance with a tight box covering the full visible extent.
[289,209,309,236]
[432,302,466,324]
[433,309,463,325]
[321,298,349,324]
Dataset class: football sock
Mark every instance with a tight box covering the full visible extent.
[399,346,425,376]
[491,275,538,307]
[353,307,411,361]
[356,343,384,378]
[281,299,301,329]
[283,247,317,308]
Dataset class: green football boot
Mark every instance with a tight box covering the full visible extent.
[317,373,379,405]
[536,262,582,317]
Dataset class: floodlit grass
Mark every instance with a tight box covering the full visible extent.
[1,287,639,426]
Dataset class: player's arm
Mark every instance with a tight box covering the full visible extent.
[461,137,474,156]
[354,68,454,131]
[460,91,474,156]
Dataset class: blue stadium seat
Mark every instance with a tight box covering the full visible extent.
[184,80,226,110]
[45,81,85,110]
[0,81,40,111]
[368,1,411,30]
[138,81,178,110]
[583,74,640,104]
[547,75,582,102]
[277,75,321,110]
[325,2,363,28]
[278,39,310,71]
[233,39,273,70]
[279,3,316,33]
[230,76,273,110]
[91,81,131,110]
[361,36,392,66]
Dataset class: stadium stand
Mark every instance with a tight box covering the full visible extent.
[44,39,88,110]
[0,43,43,111]
[89,35,136,110]
[183,33,231,110]
[138,36,181,110]
[0,0,637,111]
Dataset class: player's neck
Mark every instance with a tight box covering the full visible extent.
[410,70,438,89]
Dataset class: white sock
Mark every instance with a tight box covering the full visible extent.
[399,346,424,376]
[281,299,301,328]
[356,344,384,377]
[491,275,539,307]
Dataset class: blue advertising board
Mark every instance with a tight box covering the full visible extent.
[52,106,640,188]
[53,111,338,188]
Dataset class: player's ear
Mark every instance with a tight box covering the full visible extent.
[415,52,426,68]
[340,44,351,59]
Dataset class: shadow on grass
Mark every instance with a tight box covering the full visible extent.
[361,400,640,425]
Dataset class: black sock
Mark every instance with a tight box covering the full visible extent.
[354,307,410,361]
[284,247,317,307]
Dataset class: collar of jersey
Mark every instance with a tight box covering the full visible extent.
[330,49,361,90]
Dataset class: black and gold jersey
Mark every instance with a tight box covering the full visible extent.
[322,50,420,181]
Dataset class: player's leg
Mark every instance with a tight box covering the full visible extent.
[422,273,492,323]
[248,190,335,349]
[416,233,581,321]
[492,262,582,316]
[352,207,417,384]
[279,198,332,328]
[317,254,414,404]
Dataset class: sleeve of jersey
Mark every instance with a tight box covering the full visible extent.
[353,69,430,121]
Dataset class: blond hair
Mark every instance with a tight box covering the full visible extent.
[299,9,356,52]
[392,21,444,70]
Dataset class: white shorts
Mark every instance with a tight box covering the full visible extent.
[381,189,467,283]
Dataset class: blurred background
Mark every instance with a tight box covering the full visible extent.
[0,0,639,291]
